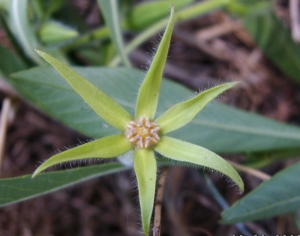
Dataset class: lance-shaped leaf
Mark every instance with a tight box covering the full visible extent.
[33,134,132,177]
[134,149,157,235]
[35,50,133,131]
[0,163,130,207]
[155,136,244,191]
[221,161,300,224]
[135,5,175,119]
[155,82,239,134]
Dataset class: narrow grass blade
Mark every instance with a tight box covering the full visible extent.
[35,50,133,131]
[97,0,131,67]
[155,136,244,191]
[134,149,157,235]
[135,6,175,119]
[156,82,239,134]
[33,134,132,177]
[0,163,129,207]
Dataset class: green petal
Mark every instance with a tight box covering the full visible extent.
[155,82,239,134]
[135,6,175,119]
[134,149,157,235]
[33,134,132,177]
[35,50,132,131]
[155,136,244,191]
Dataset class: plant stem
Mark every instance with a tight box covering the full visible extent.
[97,0,131,67]
[110,0,230,67]
[153,168,167,236]
[62,0,230,57]
[227,160,271,181]
[0,98,13,175]
[61,27,110,52]
[176,0,230,21]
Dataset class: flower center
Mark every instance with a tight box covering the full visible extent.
[125,117,160,149]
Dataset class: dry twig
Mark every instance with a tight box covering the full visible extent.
[290,0,300,42]
[153,168,168,236]
[0,98,13,175]
[227,160,271,181]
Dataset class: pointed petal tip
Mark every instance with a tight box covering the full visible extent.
[224,81,241,88]
[170,5,175,20]
[34,49,42,55]
[32,165,45,178]
[236,180,244,194]
[31,169,39,178]
[171,4,175,11]
[34,49,47,60]
[232,81,241,86]
[155,137,244,193]
[135,5,176,119]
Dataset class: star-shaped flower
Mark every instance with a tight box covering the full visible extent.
[33,6,243,235]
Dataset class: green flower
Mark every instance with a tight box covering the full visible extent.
[33,6,243,235]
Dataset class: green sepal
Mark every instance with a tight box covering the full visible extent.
[35,50,133,131]
[134,149,157,235]
[33,134,133,177]
[155,136,244,192]
[135,6,175,119]
[156,82,239,134]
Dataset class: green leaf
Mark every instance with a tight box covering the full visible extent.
[0,163,129,207]
[9,0,44,64]
[35,50,133,131]
[221,161,300,223]
[176,0,229,22]
[38,20,78,45]
[111,1,231,67]
[124,0,192,31]
[0,0,9,12]
[11,67,300,154]
[134,149,157,235]
[155,82,238,134]
[243,9,300,83]
[155,136,244,191]
[40,0,65,19]
[135,6,175,119]
[0,43,27,79]
[33,134,132,177]
[225,0,271,17]
[97,0,131,67]
[174,102,300,154]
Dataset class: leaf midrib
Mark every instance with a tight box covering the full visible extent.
[191,119,300,141]
[13,75,300,142]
